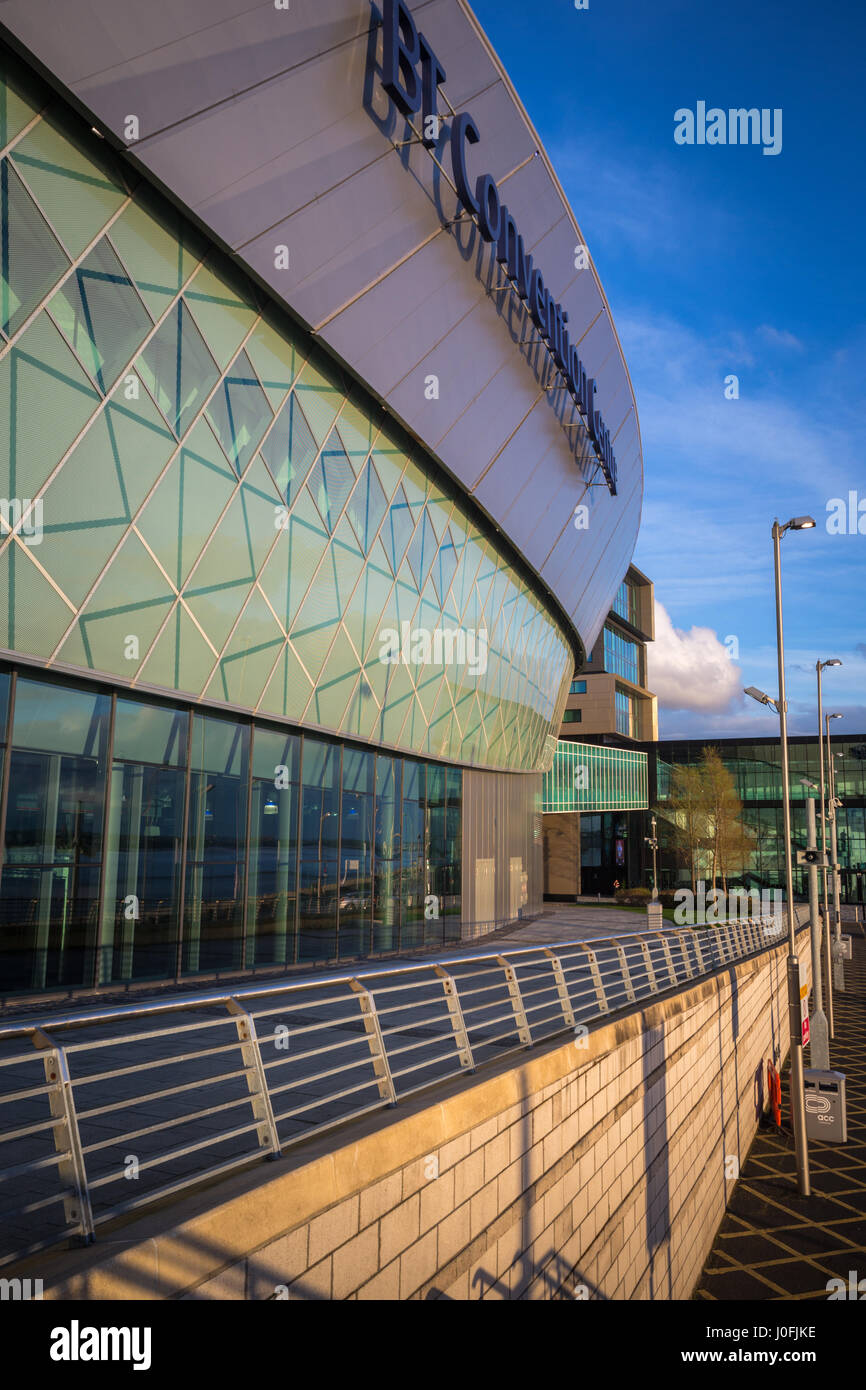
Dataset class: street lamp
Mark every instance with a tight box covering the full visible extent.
[816,660,841,1036]
[771,514,814,1195]
[826,713,844,944]
[644,814,659,900]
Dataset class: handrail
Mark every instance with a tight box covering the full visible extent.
[0,909,810,1269]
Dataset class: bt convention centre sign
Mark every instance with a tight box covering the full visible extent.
[373,0,619,496]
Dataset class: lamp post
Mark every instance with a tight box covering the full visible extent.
[743,515,814,1197]
[816,659,841,1035]
[800,777,829,1070]
[773,516,813,1196]
[825,713,844,947]
[645,815,659,900]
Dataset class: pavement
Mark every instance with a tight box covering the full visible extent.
[695,913,866,1300]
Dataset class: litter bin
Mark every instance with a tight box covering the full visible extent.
[803,1069,847,1143]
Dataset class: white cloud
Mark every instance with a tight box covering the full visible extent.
[648,602,742,714]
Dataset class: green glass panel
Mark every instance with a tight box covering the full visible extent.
[207,588,284,707]
[308,626,361,730]
[187,461,277,602]
[136,417,236,590]
[260,389,318,505]
[343,560,394,664]
[38,380,175,603]
[245,315,301,410]
[109,190,204,318]
[137,298,218,437]
[0,157,70,336]
[375,662,414,746]
[307,428,355,533]
[60,532,175,675]
[292,359,343,446]
[49,235,152,391]
[0,59,45,147]
[401,458,429,512]
[11,113,125,258]
[335,398,376,474]
[184,261,255,369]
[183,578,249,657]
[0,311,100,500]
[383,485,415,571]
[406,510,437,590]
[0,543,73,657]
[137,604,217,696]
[205,348,272,475]
[257,641,313,722]
[368,446,406,504]
[347,458,387,554]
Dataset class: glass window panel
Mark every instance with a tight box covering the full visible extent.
[0,156,70,336]
[99,761,185,984]
[113,697,187,766]
[248,761,298,968]
[183,713,249,974]
[10,112,125,259]
[49,236,153,393]
[138,298,219,437]
[205,348,272,475]
[252,726,300,783]
[3,678,109,991]
[108,188,205,319]
[299,737,339,962]
[260,391,318,506]
[12,677,109,756]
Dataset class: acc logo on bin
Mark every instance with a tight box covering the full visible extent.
[805,1094,832,1115]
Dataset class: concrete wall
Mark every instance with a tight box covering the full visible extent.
[35,926,809,1301]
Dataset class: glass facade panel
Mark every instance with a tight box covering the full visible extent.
[603,624,640,684]
[542,740,649,813]
[247,727,299,968]
[2,679,109,991]
[0,50,570,774]
[183,713,249,975]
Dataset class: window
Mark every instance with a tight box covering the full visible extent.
[569,679,586,695]
[563,710,582,724]
[615,689,634,737]
[604,625,640,684]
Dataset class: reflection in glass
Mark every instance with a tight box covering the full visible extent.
[2,679,109,990]
[183,713,248,974]
[248,728,300,966]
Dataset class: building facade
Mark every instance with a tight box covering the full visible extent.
[0,2,643,998]
[643,735,866,905]
[544,565,656,897]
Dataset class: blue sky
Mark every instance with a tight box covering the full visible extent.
[471,0,866,738]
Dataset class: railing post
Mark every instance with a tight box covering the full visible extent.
[575,943,609,1015]
[542,948,576,1027]
[432,965,475,1071]
[690,928,707,974]
[494,956,532,1047]
[608,939,636,1003]
[225,999,281,1158]
[639,940,658,994]
[654,932,678,987]
[349,979,397,1103]
[670,929,694,979]
[31,1029,94,1243]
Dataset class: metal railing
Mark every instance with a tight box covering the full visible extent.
[0,912,806,1268]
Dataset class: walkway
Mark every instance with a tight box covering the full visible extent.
[695,913,866,1300]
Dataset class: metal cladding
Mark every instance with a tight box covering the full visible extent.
[0,0,643,666]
